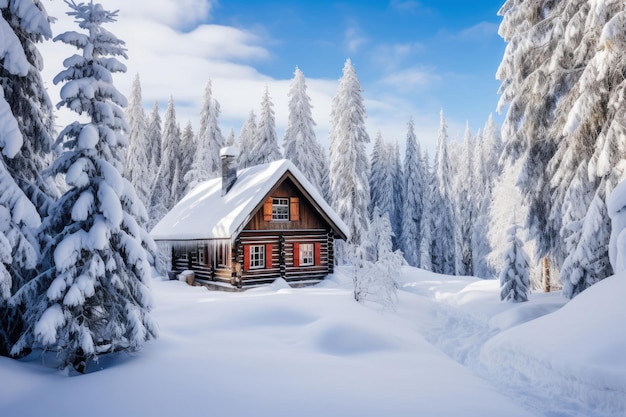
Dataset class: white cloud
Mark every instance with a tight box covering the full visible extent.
[380,66,441,91]
[36,0,470,161]
[344,20,369,54]
[85,0,215,29]
[457,21,499,41]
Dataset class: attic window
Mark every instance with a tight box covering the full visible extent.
[272,198,289,220]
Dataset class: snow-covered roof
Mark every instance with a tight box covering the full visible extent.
[150,159,349,241]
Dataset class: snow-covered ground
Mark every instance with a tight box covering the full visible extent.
[1,266,624,417]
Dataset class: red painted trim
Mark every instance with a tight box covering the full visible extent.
[244,245,250,271]
[314,242,321,266]
[265,243,273,269]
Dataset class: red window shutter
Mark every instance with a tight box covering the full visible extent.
[290,197,300,221]
[244,245,250,271]
[265,244,273,269]
[314,242,321,266]
[263,197,273,221]
[293,242,300,267]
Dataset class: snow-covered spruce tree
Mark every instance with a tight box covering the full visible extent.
[283,67,325,192]
[318,146,331,203]
[471,128,495,278]
[561,192,612,298]
[391,140,403,250]
[369,132,393,217]
[487,158,540,287]
[149,96,181,227]
[400,118,423,267]
[0,0,58,217]
[185,80,223,191]
[225,128,235,146]
[555,3,626,297]
[251,86,282,166]
[124,73,150,208]
[12,1,157,372]
[0,95,40,356]
[431,110,456,275]
[500,221,530,302]
[0,0,52,357]
[329,59,370,250]
[352,208,401,310]
[482,114,503,184]
[454,123,475,276]
[178,121,195,199]
[237,110,257,169]
[497,0,590,280]
[146,100,162,181]
[419,148,433,271]
[496,0,571,270]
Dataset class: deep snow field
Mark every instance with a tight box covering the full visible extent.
[1,266,625,417]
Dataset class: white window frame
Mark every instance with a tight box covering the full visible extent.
[250,245,265,269]
[272,198,290,221]
[300,243,314,266]
[197,243,205,264]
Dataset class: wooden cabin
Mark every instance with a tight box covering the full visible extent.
[150,148,349,289]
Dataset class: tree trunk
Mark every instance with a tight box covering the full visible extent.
[543,256,551,292]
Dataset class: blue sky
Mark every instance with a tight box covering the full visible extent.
[42,0,507,153]
[210,1,506,137]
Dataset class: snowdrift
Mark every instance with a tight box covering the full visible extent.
[0,266,624,417]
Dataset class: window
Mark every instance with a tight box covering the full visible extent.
[272,198,289,220]
[197,243,205,265]
[249,245,265,269]
[215,242,229,268]
[300,243,314,266]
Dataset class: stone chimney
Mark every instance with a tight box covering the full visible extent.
[220,146,240,196]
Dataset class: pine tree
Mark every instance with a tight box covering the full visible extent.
[431,110,456,275]
[283,67,325,191]
[237,110,257,169]
[12,1,157,372]
[401,118,423,266]
[369,132,394,217]
[0,0,57,216]
[500,222,531,302]
[149,96,181,226]
[556,3,626,295]
[0,0,53,357]
[329,59,370,249]
[0,158,40,356]
[471,127,495,278]
[178,121,195,199]
[497,0,589,266]
[251,86,282,165]
[124,73,151,208]
[319,146,331,203]
[353,208,401,309]
[225,128,235,146]
[419,148,433,271]
[391,141,403,250]
[185,80,224,191]
[454,123,475,276]
[146,100,162,181]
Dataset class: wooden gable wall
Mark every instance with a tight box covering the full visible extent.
[243,177,327,232]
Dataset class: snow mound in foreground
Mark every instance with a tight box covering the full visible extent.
[482,272,626,416]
